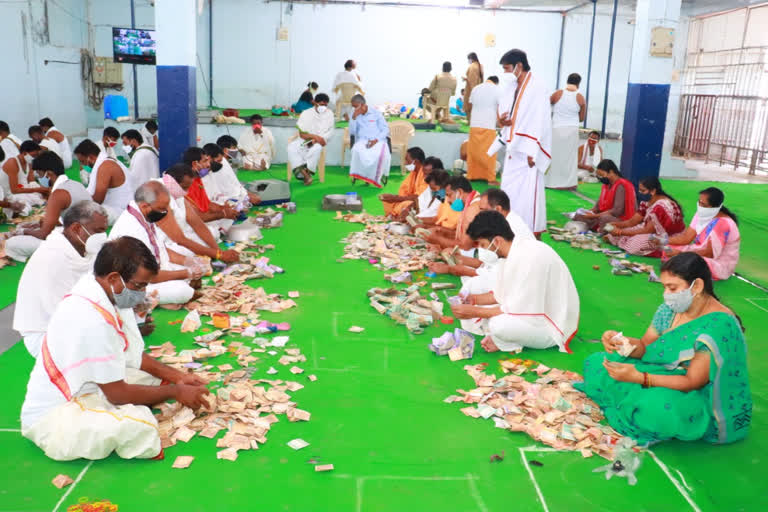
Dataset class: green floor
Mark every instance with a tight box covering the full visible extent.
[1,167,766,511]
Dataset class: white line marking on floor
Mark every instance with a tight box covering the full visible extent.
[383,345,389,371]
[52,460,93,512]
[674,469,693,492]
[355,477,364,512]
[311,337,319,369]
[466,473,489,512]
[519,447,551,512]
[648,451,701,512]
[745,298,768,313]
[332,311,340,337]
[0,428,21,432]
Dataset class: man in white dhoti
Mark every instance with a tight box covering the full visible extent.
[75,139,133,225]
[202,144,260,206]
[349,94,391,188]
[287,93,335,185]
[140,120,159,151]
[122,129,159,191]
[14,201,108,357]
[0,140,47,218]
[238,115,275,171]
[451,210,579,353]
[38,117,73,168]
[577,130,603,183]
[21,236,211,461]
[157,163,239,262]
[0,121,23,164]
[546,73,585,190]
[27,125,61,157]
[497,49,552,237]
[95,126,120,159]
[5,152,92,262]
[109,181,201,305]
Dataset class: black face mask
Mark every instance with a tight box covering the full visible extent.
[637,193,651,202]
[211,161,223,173]
[146,209,167,223]
[598,177,611,185]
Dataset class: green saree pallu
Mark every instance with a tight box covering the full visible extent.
[574,304,752,445]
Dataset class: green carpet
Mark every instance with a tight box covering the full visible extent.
[578,180,768,287]
[0,167,765,511]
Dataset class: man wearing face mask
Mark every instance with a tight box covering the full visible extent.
[121,129,159,192]
[348,94,391,187]
[21,236,211,461]
[422,176,480,254]
[27,125,62,157]
[158,163,240,263]
[109,181,200,305]
[451,211,579,353]
[238,114,275,171]
[497,49,552,236]
[216,135,242,168]
[14,201,108,357]
[202,144,260,205]
[74,139,132,225]
[0,140,47,217]
[95,126,120,159]
[287,93,335,185]
[182,147,238,240]
[4,152,92,262]
[380,147,428,217]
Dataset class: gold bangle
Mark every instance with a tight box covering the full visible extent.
[216,249,221,260]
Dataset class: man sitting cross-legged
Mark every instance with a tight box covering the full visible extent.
[450,210,579,353]
[21,236,211,461]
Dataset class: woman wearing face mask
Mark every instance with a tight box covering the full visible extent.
[576,252,751,445]
[450,210,579,353]
[603,177,685,257]
[574,159,636,231]
[662,187,740,280]
[4,152,94,263]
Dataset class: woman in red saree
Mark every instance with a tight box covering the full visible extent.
[605,177,686,257]
[573,159,636,231]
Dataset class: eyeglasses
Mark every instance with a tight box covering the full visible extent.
[126,279,149,291]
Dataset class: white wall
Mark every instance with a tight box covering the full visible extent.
[0,0,88,136]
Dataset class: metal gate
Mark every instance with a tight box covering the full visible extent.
[673,94,717,157]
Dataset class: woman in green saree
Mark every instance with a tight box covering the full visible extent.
[575,252,751,445]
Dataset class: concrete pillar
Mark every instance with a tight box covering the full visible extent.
[619,0,682,185]
[155,0,197,170]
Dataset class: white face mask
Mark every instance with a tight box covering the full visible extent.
[24,154,34,165]
[695,204,721,232]
[316,105,328,114]
[405,163,416,172]
[477,239,499,265]
[663,280,698,314]
[122,145,133,155]
[78,226,107,256]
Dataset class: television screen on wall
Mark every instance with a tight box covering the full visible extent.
[112,27,156,65]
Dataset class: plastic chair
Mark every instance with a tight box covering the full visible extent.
[104,95,129,120]
[340,127,351,167]
[388,121,415,175]
[334,83,362,120]
[286,133,326,183]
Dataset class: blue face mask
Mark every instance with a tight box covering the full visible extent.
[637,192,651,202]
[432,189,446,200]
[198,168,210,178]
[38,175,51,188]
[450,197,464,212]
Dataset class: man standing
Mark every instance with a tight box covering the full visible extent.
[380,147,428,217]
[0,121,23,163]
[287,93,335,185]
[96,126,120,159]
[348,95,391,188]
[14,201,108,357]
[28,126,61,157]
[238,115,275,171]
[109,181,200,305]
[122,129,159,191]
[427,62,457,123]
[38,118,73,168]
[466,76,500,185]
[4,152,91,262]
[74,139,132,224]
[20,236,210,461]
[546,73,586,190]
[463,52,484,124]
[140,120,159,151]
[497,49,551,236]
[333,59,364,121]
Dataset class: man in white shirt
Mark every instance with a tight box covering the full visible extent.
[27,125,61,157]
[287,93,335,185]
[201,144,260,206]
[140,120,159,151]
[121,129,159,192]
[109,181,201,305]
[96,126,120,159]
[238,114,275,171]
[14,201,108,357]
[0,121,22,164]
[38,117,73,168]
[333,59,364,120]
[415,168,449,221]
[466,76,501,185]
[20,236,210,461]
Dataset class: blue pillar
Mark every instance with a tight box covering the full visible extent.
[620,0,681,186]
[156,0,197,171]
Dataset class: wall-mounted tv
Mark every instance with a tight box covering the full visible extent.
[112,27,156,65]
